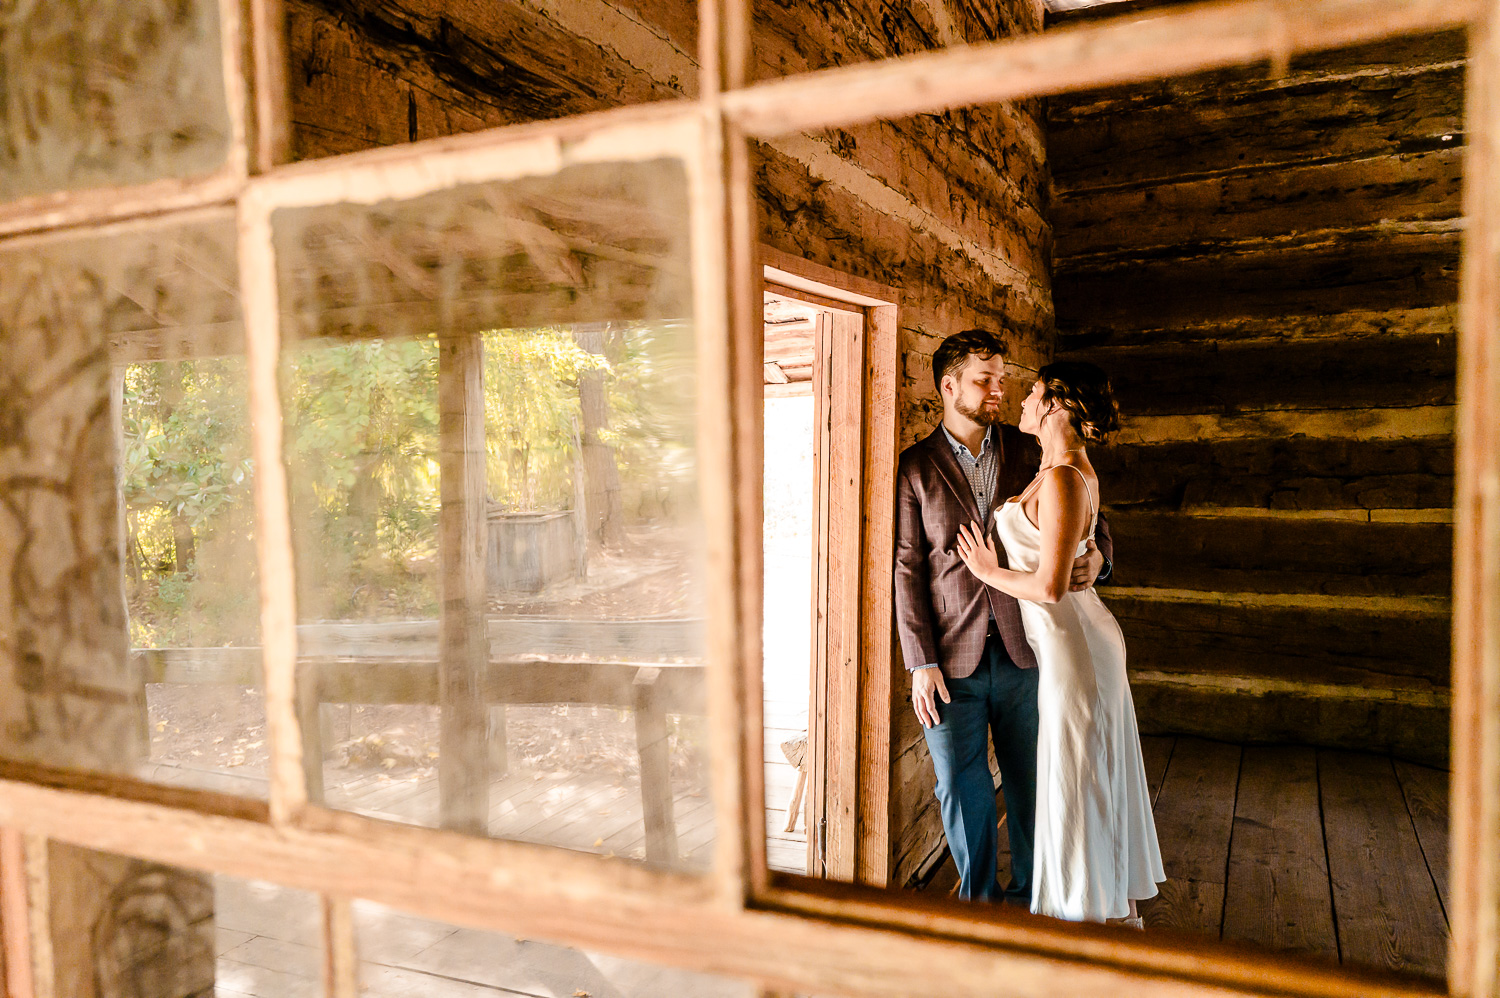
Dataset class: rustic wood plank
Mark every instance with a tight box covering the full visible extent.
[633,669,680,866]
[1130,681,1450,768]
[300,617,705,663]
[1060,303,1458,350]
[1049,64,1463,192]
[437,331,491,834]
[1096,337,1457,425]
[1089,435,1454,513]
[1139,738,1240,936]
[1107,513,1453,596]
[1319,750,1448,977]
[1105,594,1451,690]
[858,301,898,888]
[1393,760,1451,919]
[1056,229,1460,330]
[1139,735,1174,806]
[1449,4,1500,994]
[1221,747,1337,960]
[1055,148,1463,256]
[1065,333,1456,417]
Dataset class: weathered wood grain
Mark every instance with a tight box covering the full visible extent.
[1106,513,1453,596]
[437,332,490,834]
[1105,594,1451,689]
[1130,682,1449,768]
[1069,332,1456,417]
[1060,304,1457,350]
[1139,735,1174,806]
[1093,436,1454,512]
[1319,750,1447,978]
[1392,760,1450,919]
[1221,747,1337,960]
[1050,65,1463,192]
[1055,227,1459,329]
[1139,737,1240,935]
[1055,147,1463,257]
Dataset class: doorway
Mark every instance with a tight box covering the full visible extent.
[758,257,898,883]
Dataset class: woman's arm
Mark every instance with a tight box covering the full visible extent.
[955,468,1091,604]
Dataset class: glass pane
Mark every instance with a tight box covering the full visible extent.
[751,2,1042,81]
[0,214,261,789]
[751,22,1456,985]
[276,160,711,869]
[0,0,232,201]
[285,4,699,160]
[34,842,322,998]
[215,876,324,998]
[352,899,754,998]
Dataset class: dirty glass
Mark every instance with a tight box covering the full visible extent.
[0,0,232,201]
[35,842,322,998]
[351,899,754,998]
[274,159,711,869]
[0,213,265,791]
[285,1,699,160]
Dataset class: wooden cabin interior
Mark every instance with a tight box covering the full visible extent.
[0,1,1495,998]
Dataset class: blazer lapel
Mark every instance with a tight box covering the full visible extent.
[923,429,983,526]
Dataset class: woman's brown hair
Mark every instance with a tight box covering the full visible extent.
[1037,361,1119,445]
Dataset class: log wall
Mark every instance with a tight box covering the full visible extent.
[1049,28,1464,766]
[283,1,1052,887]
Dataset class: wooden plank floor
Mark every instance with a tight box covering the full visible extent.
[919,736,1450,979]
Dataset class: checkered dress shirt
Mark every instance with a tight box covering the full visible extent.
[940,423,1000,526]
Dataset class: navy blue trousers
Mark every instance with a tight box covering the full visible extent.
[920,635,1039,902]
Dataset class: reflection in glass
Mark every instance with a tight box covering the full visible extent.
[36,843,322,998]
[275,161,711,868]
[0,215,263,787]
[352,899,753,998]
[0,0,232,200]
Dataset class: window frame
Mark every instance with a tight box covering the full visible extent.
[0,0,1491,996]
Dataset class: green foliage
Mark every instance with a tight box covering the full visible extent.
[484,328,601,511]
[126,322,698,640]
[283,338,441,620]
[122,359,259,648]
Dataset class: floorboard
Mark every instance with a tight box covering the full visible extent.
[1222,746,1337,960]
[1320,750,1447,978]
[1394,759,1450,922]
[1139,737,1240,935]
[1139,735,1174,807]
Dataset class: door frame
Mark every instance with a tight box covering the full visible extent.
[760,246,899,887]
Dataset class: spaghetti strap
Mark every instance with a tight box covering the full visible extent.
[1056,464,1097,539]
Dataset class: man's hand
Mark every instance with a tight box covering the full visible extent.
[912,667,950,728]
[1069,539,1105,592]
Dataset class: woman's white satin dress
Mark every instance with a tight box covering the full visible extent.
[994,470,1166,922]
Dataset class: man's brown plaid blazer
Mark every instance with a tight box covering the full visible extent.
[893,424,1114,679]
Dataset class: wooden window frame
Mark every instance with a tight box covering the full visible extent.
[0,1,1493,996]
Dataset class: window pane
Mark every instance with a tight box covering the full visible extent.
[0,0,232,201]
[352,899,754,998]
[284,2,698,160]
[32,842,322,998]
[0,214,261,790]
[275,159,712,869]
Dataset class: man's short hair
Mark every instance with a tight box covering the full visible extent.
[932,329,1006,394]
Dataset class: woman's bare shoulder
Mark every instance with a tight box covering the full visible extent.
[1038,463,1094,509]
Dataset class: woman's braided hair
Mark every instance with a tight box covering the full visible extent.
[1037,361,1119,445]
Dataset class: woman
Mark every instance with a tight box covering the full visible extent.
[954,361,1164,926]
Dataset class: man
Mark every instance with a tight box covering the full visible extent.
[893,329,1113,903]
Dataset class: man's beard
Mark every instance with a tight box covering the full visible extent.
[955,395,1004,426]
